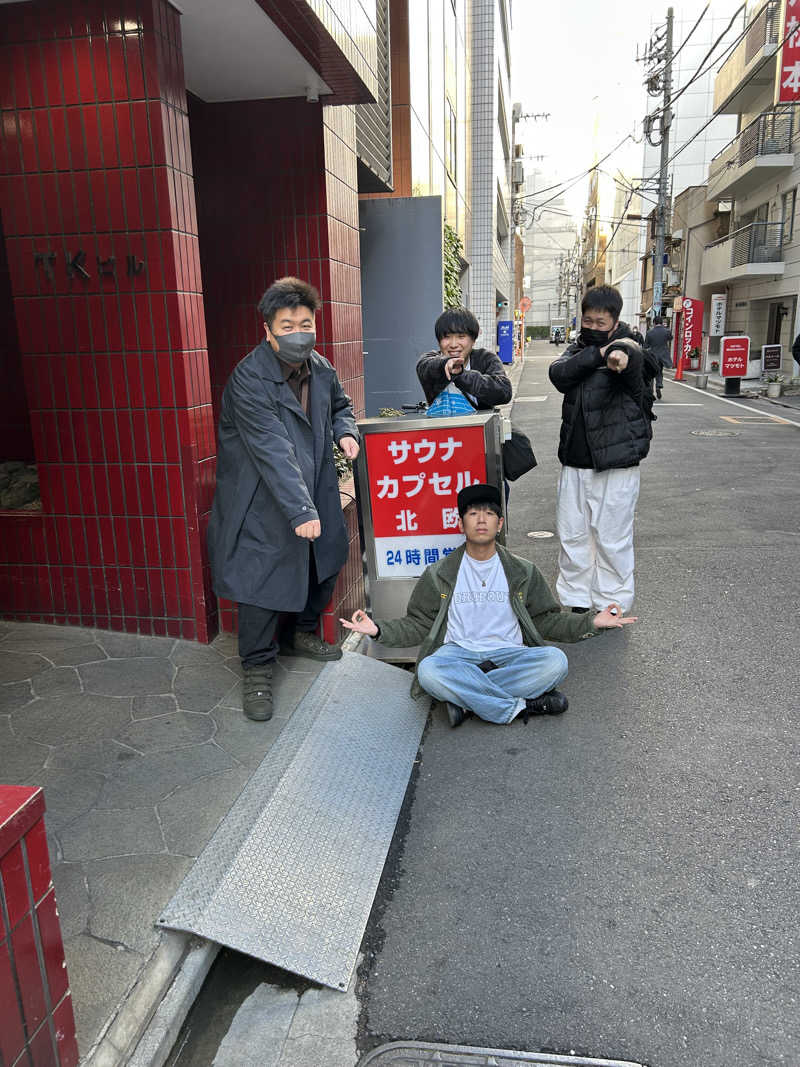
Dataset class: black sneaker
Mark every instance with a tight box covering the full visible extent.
[522,689,568,723]
[281,631,343,661]
[444,701,473,728]
[242,665,273,721]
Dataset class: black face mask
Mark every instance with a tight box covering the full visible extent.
[579,326,612,347]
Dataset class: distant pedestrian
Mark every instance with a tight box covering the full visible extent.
[548,285,650,614]
[416,307,512,409]
[208,277,360,722]
[341,484,635,727]
[645,317,674,399]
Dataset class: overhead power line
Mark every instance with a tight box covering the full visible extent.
[670,3,710,65]
[662,10,800,173]
[513,135,634,206]
[649,3,747,124]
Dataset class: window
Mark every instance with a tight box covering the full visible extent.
[781,188,796,241]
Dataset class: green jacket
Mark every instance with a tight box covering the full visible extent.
[376,543,599,697]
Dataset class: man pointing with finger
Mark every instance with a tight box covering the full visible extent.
[549,285,651,615]
[208,277,360,721]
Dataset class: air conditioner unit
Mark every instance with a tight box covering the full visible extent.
[512,161,524,186]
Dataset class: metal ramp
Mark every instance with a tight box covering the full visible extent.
[158,652,428,990]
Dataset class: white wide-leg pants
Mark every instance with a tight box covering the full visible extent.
[555,465,640,613]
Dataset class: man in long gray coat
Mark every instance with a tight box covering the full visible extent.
[208,277,360,721]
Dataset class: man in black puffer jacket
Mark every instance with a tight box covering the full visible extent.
[417,307,512,409]
[548,285,649,615]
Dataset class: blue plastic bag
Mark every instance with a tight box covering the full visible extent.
[426,382,475,417]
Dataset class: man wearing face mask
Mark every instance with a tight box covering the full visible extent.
[548,285,650,615]
[208,277,360,721]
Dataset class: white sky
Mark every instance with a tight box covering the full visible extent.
[510,0,745,222]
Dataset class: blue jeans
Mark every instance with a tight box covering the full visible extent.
[417,643,569,725]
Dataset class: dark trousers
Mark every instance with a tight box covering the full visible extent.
[237,550,338,668]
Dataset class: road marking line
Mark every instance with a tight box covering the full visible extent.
[667,378,800,428]
[719,414,790,425]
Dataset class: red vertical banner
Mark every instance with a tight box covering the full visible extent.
[681,298,704,364]
[778,0,800,102]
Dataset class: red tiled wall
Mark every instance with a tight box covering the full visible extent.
[0,0,216,639]
[188,97,364,635]
[0,786,79,1067]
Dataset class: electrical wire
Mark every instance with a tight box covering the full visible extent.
[585,186,636,274]
[662,11,800,173]
[649,3,747,122]
[518,3,773,273]
[670,3,710,65]
[513,134,633,205]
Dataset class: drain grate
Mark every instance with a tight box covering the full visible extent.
[358,1040,647,1066]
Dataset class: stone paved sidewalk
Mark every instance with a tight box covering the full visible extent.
[0,620,323,1061]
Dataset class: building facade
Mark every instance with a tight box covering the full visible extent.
[606,181,643,327]
[0,0,382,639]
[692,0,800,378]
[470,0,513,346]
[638,2,741,325]
[520,168,578,328]
[581,170,606,292]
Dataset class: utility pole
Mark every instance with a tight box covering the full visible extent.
[652,7,673,318]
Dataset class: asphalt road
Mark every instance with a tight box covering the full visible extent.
[357,342,800,1066]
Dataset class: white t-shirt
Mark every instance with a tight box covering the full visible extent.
[444,551,523,652]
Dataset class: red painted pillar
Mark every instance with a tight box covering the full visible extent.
[0,785,79,1067]
[0,0,216,640]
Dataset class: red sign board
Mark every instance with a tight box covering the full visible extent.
[778,2,800,102]
[519,296,532,313]
[681,297,703,364]
[721,335,750,377]
[364,425,487,578]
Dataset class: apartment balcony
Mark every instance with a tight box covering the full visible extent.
[714,0,780,114]
[701,222,785,285]
[707,104,797,201]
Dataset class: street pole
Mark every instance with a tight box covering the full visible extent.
[653,6,673,320]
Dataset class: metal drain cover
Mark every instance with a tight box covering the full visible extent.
[690,429,740,436]
[358,1041,646,1066]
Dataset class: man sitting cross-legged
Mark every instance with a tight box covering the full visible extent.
[342,484,635,727]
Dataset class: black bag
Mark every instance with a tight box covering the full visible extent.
[502,427,537,481]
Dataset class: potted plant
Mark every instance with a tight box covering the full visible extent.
[765,373,784,398]
[710,359,720,374]
[689,346,701,371]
